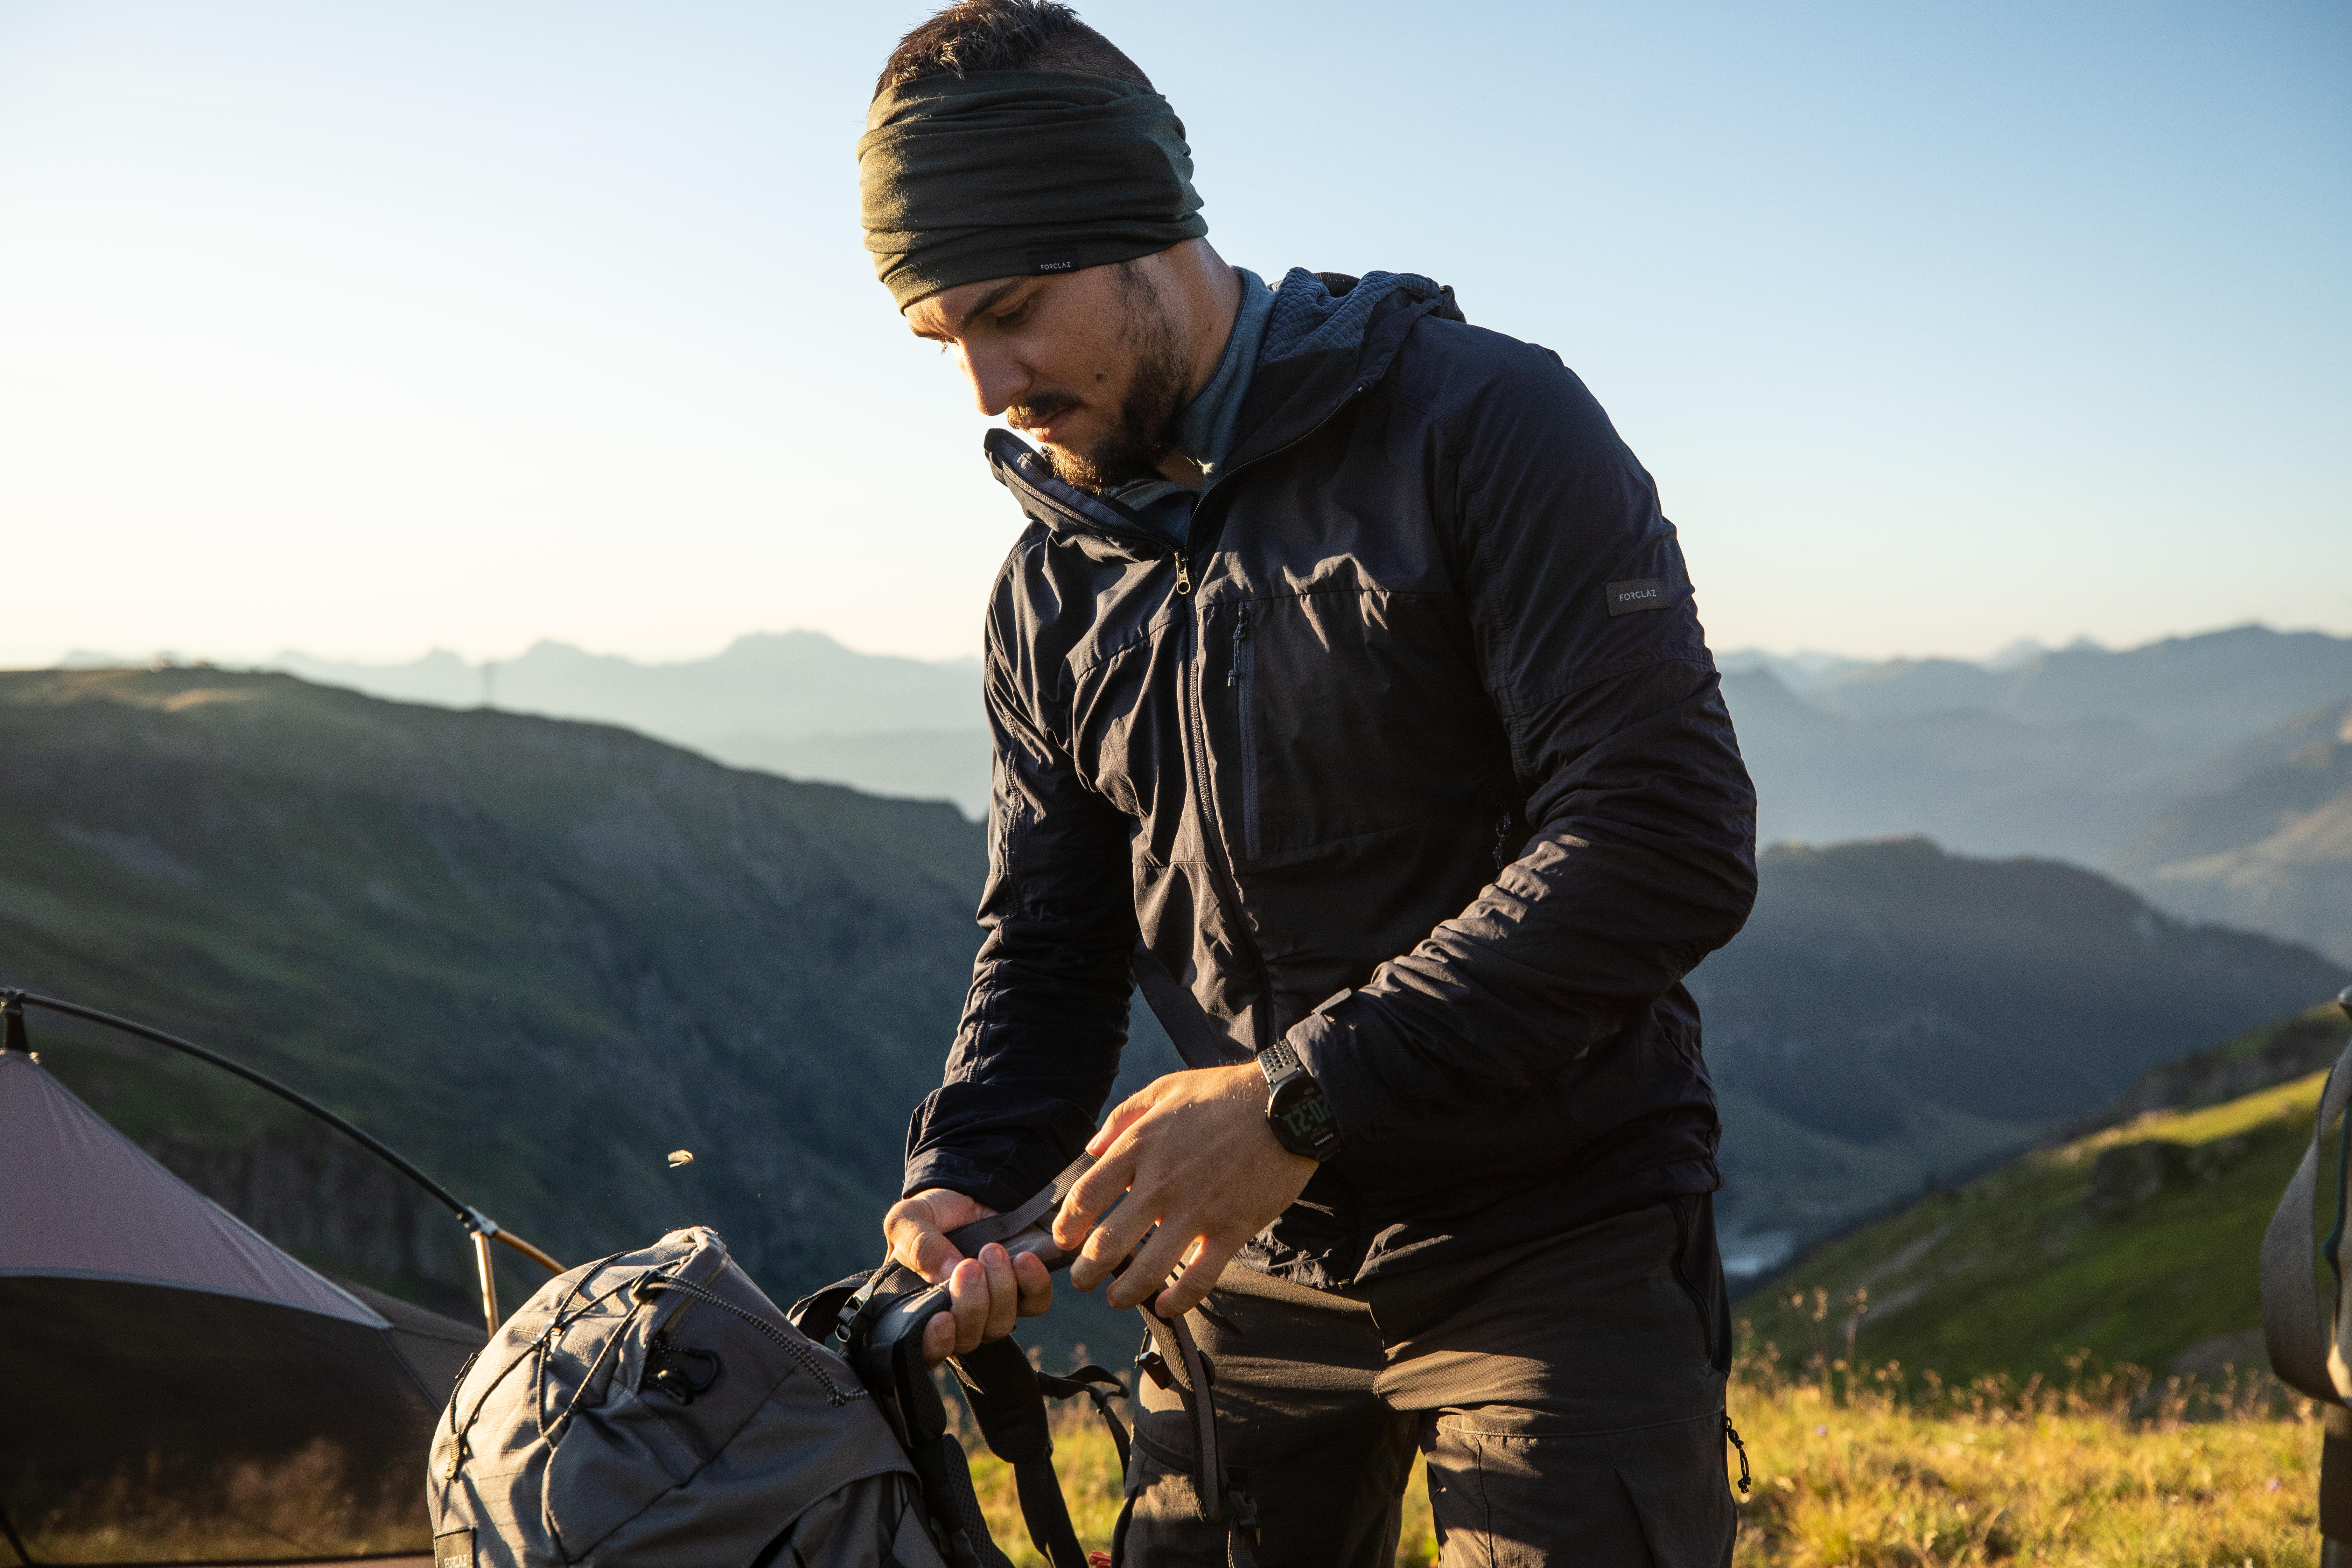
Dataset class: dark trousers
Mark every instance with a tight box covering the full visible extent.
[1113,1196,1736,1567]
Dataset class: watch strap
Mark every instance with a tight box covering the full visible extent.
[1257,1040,1303,1085]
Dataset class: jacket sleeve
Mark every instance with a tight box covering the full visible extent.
[901,638,1135,1212]
[1288,334,1759,1141]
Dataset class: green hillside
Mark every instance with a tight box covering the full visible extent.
[0,667,994,1311]
[1741,1003,2352,1386]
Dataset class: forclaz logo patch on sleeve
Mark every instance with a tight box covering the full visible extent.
[1605,578,1669,616]
[433,1530,477,1568]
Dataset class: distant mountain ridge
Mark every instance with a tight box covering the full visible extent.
[268,634,993,814]
[2107,695,2352,964]
[1737,624,2352,751]
[1713,625,2352,963]
[273,631,982,739]
[241,625,2352,885]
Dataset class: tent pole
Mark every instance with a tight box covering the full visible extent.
[494,1227,565,1274]
[473,1230,502,1339]
[6,990,567,1296]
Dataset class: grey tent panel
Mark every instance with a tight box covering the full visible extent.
[0,1050,487,1561]
[0,1052,382,1325]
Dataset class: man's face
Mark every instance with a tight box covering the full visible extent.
[906,259,1189,492]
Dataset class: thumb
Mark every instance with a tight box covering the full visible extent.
[890,1200,969,1285]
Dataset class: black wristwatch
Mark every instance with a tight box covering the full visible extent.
[1257,1041,1343,1161]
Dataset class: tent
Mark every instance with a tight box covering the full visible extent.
[0,1046,483,1565]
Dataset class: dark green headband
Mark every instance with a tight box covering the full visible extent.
[858,70,1207,310]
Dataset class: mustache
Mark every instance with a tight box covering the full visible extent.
[1006,390,1082,430]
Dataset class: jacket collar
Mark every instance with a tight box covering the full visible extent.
[981,270,1463,550]
[983,428,1170,562]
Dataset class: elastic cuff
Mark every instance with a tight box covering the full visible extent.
[1286,1003,1388,1145]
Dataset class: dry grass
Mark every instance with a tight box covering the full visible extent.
[963,1340,2324,1567]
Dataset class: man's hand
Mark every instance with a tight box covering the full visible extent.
[1053,1063,1316,1318]
[884,1188,1052,1368]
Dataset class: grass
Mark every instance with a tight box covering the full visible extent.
[962,1346,2321,1567]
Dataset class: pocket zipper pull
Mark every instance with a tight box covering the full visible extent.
[1229,604,1250,687]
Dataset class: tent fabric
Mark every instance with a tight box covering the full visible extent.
[0,1050,383,1325]
[0,1277,446,1563]
[0,1048,489,1562]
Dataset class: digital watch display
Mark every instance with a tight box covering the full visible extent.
[1256,1041,1343,1161]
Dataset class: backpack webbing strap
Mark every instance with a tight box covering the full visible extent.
[950,1337,1089,1568]
[883,1328,1015,1568]
[1132,939,1254,1071]
[1139,1304,1260,1567]
[946,1150,1098,1256]
[1039,1364,1133,1475]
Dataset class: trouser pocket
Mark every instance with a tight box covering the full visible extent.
[1428,1411,1735,1568]
[1668,1192,1733,1374]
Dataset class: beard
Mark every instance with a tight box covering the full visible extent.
[1012,265,1191,493]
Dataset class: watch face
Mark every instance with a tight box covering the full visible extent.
[1269,1075,1341,1157]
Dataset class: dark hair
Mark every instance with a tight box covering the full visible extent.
[874,0,1152,99]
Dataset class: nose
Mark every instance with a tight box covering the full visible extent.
[958,340,1029,418]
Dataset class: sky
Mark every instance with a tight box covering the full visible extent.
[1,1,2345,667]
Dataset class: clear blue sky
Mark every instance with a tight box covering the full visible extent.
[2,1,2344,665]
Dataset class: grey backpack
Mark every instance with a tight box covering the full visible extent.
[427,1227,946,1567]
[429,944,1257,1568]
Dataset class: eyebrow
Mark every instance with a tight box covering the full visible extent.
[919,278,1030,340]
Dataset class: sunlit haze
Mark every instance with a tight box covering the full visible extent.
[2,1,2345,667]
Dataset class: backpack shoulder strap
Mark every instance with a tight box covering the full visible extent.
[1132,939,1253,1070]
[948,1337,1091,1568]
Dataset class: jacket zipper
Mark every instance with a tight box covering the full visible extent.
[1228,603,1259,860]
[1004,361,1402,1054]
[1170,376,1389,1052]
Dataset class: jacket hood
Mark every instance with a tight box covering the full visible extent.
[1260,268,1451,367]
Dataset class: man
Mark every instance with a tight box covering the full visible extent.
[859,4,1758,1562]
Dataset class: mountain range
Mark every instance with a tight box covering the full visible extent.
[246,622,2352,963]
[262,634,995,818]
[2107,694,2352,967]
[4,668,2341,1328]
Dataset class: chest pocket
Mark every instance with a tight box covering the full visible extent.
[1218,588,1492,860]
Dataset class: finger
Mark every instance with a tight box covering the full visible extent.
[921,1310,956,1369]
[1085,1085,1159,1156]
[1107,1218,1193,1311]
[1054,1143,1139,1251]
[950,1258,989,1356]
[1012,1250,1053,1317]
[979,1244,1019,1343]
[1073,1190,1164,1297]
[1154,1231,1240,1318]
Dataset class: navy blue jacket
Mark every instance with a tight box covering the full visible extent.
[905,271,1758,1287]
